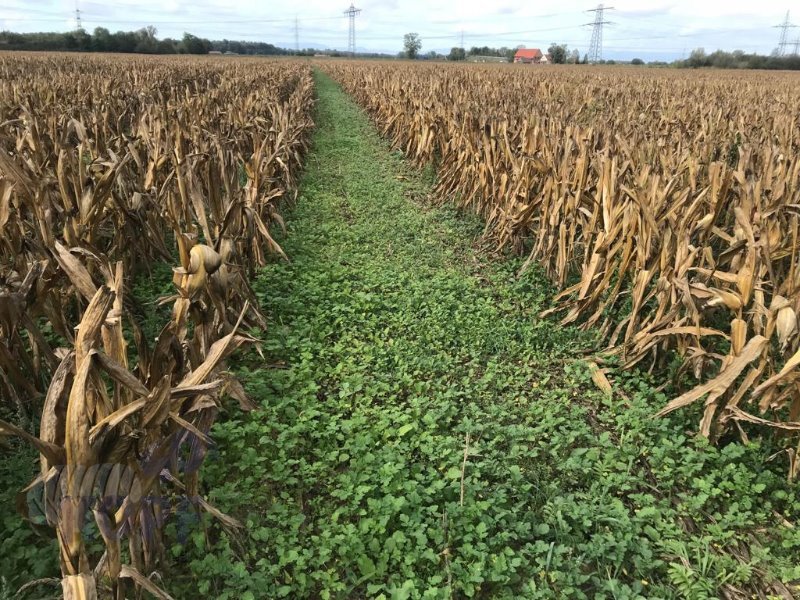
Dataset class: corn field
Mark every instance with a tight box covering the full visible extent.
[0,53,313,598]
[325,62,800,461]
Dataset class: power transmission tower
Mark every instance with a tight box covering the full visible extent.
[585,4,613,63]
[294,16,300,52]
[74,0,83,30]
[343,4,361,57]
[775,11,794,55]
[774,11,797,56]
[794,36,800,56]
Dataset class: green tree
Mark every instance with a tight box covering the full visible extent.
[135,26,158,53]
[447,47,466,61]
[687,48,707,68]
[73,28,91,51]
[181,32,211,55]
[548,43,568,64]
[403,33,422,59]
[569,48,580,64]
[92,27,113,52]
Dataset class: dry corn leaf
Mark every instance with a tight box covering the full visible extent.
[587,360,613,396]
[655,335,766,418]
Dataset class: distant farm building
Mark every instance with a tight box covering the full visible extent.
[514,48,545,64]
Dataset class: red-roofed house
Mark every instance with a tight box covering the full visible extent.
[514,48,544,64]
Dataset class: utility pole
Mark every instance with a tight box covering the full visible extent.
[774,11,797,56]
[294,16,300,53]
[343,4,361,57]
[585,4,613,63]
[74,0,82,31]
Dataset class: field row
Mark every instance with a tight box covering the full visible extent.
[324,61,800,448]
[0,54,314,597]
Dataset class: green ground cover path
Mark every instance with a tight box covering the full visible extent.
[189,73,800,599]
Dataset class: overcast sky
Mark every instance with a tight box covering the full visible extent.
[0,0,796,60]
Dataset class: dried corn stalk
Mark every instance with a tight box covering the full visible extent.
[0,54,314,597]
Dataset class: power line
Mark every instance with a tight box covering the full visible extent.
[254,23,778,49]
[0,4,55,17]
[0,8,346,26]
[586,4,613,63]
[596,25,771,44]
[196,20,770,45]
[0,3,784,57]
[350,24,583,43]
[343,3,361,56]
[0,17,66,22]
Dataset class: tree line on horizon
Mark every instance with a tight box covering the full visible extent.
[1,27,799,70]
[0,27,400,58]
[443,42,800,70]
[0,27,293,55]
[679,47,800,70]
